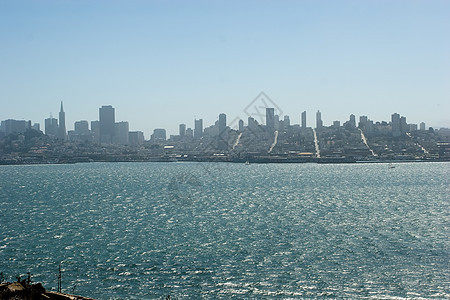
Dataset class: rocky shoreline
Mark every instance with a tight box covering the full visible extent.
[0,280,94,300]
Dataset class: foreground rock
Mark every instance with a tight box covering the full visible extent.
[0,280,94,300]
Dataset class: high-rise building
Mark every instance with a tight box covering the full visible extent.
[218,113,226,135]
[186,128,194,138]
[400,116,407,134]
[349,114,356,128]
[0,119,30,134]
[31,123,40,132]
[316,110,323,130]
[114,121,129,145]
[266,108,275,132]
[99,105,115,143]
[194,119,203,139]
[420,122,426,131]
[152,128,166,141]
[74,120,89,134]
[45,115,58,137]
[392,113,401,137]
[129,131,145,146]
[284,115,290,129]
[301,111,306,128]
[91,120,100,143]
[58,101,66,140]
[238,119,244,132]
[179,124,186,137]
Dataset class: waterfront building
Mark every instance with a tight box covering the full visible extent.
[58,102,66,140]
[99,105,115,143]
[301,111,306,128]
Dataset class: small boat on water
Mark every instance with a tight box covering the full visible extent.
[245,160,250,165]
[388,163,395,169]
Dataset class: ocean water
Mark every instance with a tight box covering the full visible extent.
[0,162,449,299]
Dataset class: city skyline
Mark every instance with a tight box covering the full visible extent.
[1,1,449,136]
[0,101,439,141]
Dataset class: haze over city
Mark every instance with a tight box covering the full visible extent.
[1,0,449,138]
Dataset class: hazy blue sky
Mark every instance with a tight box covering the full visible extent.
[1,0,449,137]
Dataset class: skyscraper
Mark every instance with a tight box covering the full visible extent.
[99,105,115,143]
[114,121,129,145]
[45,115,58,137]
[238,119,244,132]
[392,113,401,137]
[179,124,186,137]
[284,115,290,129]
[316,110,323,130]
[218,113,226,135]
[301,111,306,128]
[266,108,274,132]
[194,119,203,139]
[58,101,66,140]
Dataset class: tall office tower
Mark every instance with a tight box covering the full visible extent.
[420,122,426,131]
[179,124,186,137]
[186,128,194,138]
[284,115,290,129]
[266,108,275,132]
[114,121,129,145]
[129,131,145,146]
[400,116,407,134]
[359,115,368,128]
[274,115,280,130]
[58,101,66,140]
[45,115,58,137]
[333,120,340,128]
[91,120,100,143]
[31,123,40,131]
[194,119,203,139]
[238,119,244,132]
[99,105,115,143]
[0,119,30,134]
[391,113,401,137]
[316,110,323,130]
[74,120,89,134]
[248,117,258,132]
[349,114,356,128]
[218,113,227,135]
[301,111,306,128]
[152,128,167,141]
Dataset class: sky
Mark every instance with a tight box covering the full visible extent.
[1,0,449,138]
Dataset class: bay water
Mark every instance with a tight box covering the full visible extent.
[0,162,448,299]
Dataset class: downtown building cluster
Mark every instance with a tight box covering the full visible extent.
[1,103,449,164]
